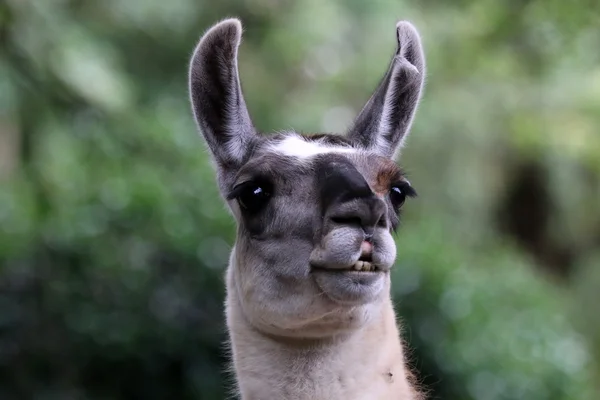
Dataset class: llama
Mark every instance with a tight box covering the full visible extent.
[188,18,426,400]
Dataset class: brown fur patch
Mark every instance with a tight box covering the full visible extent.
[373,159,403,196]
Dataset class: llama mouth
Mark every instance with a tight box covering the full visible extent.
[309,241,389,273]
[311,261,383,273]
[312,262,386,305]
[351,261,377,272]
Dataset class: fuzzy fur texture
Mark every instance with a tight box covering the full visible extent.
[188,17,426,400]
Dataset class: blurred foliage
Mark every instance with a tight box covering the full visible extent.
[1,0,599,399]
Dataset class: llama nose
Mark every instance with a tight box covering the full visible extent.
[317,157,387,234]
[329,196,386,235]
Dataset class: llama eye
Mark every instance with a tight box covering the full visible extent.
[390,186,406,209]
[231,181,272,214]
[389,182,416,210]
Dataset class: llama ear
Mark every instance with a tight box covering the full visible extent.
[189,18,256,169]
[347,21,425,159]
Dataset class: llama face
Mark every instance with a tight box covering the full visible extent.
[189,19,424,338]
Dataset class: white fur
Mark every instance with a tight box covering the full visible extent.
[270,134,357,159]
[226,257,421,400]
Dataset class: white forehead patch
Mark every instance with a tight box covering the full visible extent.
[269,135,357,159]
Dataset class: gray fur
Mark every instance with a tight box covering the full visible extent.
[188,18,426,400]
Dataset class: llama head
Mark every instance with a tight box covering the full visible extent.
[189,18,425,338]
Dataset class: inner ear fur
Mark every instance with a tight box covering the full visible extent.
[188,18,257,169]
[347,21,426,159]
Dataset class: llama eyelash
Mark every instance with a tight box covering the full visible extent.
[226,179,273,201]
[392,181,418,198]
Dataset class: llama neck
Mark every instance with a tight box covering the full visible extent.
[225,275,419,400]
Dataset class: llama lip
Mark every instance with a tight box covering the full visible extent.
[312,265,386,305]
[360,241,373,260]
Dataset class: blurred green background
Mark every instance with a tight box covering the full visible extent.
[1,0,599,399]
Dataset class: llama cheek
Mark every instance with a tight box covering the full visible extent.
[374,233,397,268]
